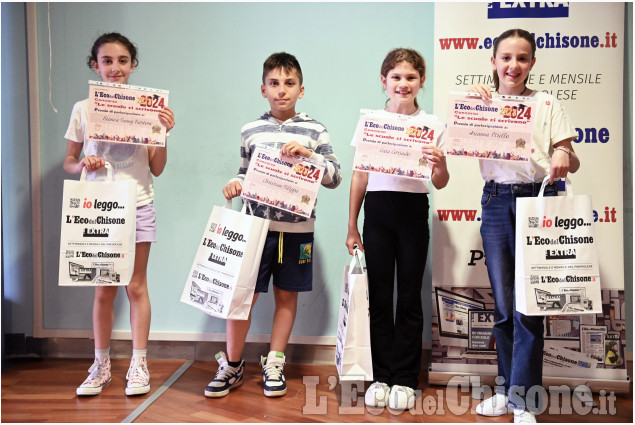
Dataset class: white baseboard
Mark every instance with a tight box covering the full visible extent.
[31,328,433,348]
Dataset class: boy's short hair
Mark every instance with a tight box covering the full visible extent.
[262,52,303,85]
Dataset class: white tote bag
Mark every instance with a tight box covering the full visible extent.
[515,177,602,315]
[58,163,136,286]
[335,250,373,381]
[181,201,270,320]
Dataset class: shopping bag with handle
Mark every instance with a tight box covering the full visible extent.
[58,163,136,286]
[515,177,601,315]
[181,200,270,319]
[335,249,373,381]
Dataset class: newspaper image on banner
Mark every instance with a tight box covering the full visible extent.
[468,309,495,350]
[87,80,169,147]
[604,334,622,367]
[352,111,442,180]
[580,325,607,362]
[543,346,598,369]
[445,91,535,161]
[544,314,596,340]
[241,146,325,218]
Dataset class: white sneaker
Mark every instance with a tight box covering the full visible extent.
[204,352,244,398]
[514,408,537,423]
[388,385,415,410]
[476,393,510,416]
[364,382,390,407]
[125,356,150,396]
[260,351,287,397]
[76,357,111,396]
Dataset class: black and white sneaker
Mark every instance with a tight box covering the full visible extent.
[260,351,287,397]
[204,351,244,398]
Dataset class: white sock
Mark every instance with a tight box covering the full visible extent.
[132,348,147,359]
[95,347,110,363]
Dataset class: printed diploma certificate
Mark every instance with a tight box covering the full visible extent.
[352,112,443,180]
[445,91,535,161]
[87,80,169,147]
[241,146,325,218]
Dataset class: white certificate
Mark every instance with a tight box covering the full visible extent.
[352,113,443,180]
[445,91,536,161]
[241,146,325,218]
[87,80,169,147]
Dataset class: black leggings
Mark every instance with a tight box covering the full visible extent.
[362,191,429,389]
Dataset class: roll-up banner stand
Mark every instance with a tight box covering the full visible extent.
[432,2,628,393]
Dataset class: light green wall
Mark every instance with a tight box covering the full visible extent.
[35,2,436,337]
[2,2,628,349]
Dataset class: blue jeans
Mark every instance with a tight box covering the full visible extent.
[480,181,556,411]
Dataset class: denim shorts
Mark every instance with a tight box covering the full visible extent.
[254,231,314,293]
[135,203,157,243]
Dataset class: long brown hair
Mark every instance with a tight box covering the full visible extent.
[380,48,426,108]
[492,29,536,91]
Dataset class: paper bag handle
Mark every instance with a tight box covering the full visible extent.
[236,198,270,219]
[80,161,114,182]
[226,188,269,218]
[537,175,573,198]
[240,200,254,215]
[349,249,365,270]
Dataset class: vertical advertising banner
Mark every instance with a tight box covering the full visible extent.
[431,2,626,390]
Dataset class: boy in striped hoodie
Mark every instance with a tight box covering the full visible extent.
[205,52,342,399]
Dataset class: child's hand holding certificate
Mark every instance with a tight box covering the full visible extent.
[352,112,443,180]
[241,146,325,218]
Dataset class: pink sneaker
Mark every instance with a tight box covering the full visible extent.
[125,356,150,395]
[76,357,111,396]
